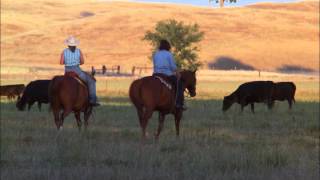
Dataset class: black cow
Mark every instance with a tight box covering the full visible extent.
[272,82,296,109]
[222,81,275,113]
[16,80,51,111]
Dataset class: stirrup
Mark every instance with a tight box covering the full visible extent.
[90,102,100,107]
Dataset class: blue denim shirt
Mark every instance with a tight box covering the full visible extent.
[153,50,177,76]
[63,48,81,66]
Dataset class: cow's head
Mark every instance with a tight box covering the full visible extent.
[222,94,236,112]
[16,95,26,111]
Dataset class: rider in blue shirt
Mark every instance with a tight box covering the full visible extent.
[60,36,100,106]
[153,40,185,110]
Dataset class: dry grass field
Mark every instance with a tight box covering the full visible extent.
[1,0,319,72]
[0,71,319,180]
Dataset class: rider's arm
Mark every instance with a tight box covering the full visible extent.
[168,53,181,78]
[80,50,84,65]
[59,51,64,65]
[168,53,177,71]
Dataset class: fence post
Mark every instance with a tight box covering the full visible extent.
[117,65,120,75]
[102,65,106,75]
[132,66,135,75]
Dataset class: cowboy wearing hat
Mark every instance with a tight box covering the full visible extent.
[60,36,100,106]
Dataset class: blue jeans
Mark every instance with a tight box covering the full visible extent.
[65,66,97,103]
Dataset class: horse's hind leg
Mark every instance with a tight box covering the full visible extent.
[53,109,61,130]
[155,112,165,140]
[84,107,92,130]
[136,106,144,130]
[74,112,82,131]
[60,109,72,129]
[141,108,153,139]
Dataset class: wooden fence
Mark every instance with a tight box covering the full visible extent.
[131,66,152,76]
[92,65,121,75]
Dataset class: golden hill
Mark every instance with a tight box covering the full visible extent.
[1,0,319,72]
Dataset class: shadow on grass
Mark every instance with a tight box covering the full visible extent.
[208,56,255,70]
[276,64,315,74]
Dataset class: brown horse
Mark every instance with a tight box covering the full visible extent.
[129,70,197,139]
[49,72,94,130]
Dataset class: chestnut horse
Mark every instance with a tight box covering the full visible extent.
[49,72,94,130]
[129,70,197,139]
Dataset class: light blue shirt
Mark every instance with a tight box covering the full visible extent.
[63,48,81,66]
[153,50,177,76]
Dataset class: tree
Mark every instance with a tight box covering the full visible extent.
[143,19,204,71]
[209,0,238,8]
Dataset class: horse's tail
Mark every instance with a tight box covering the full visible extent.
[48,76,63,112]
[129,79,143,109]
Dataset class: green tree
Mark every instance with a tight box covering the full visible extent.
[143,19,204,71]
[209,0,238,8]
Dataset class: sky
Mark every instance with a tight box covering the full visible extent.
[134,0,298,7]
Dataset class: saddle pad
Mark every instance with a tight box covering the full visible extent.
[155,76,172,90]
[65,72,87,87]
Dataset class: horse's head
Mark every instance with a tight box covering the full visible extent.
[222,94,237,112]
[180,70,197,97]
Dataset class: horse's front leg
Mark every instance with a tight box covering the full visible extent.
[174,110,183,137]
[74,112,82,131]
[155,112,165,140]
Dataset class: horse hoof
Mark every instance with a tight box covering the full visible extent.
[59,126,63,131]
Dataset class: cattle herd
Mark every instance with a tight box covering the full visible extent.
[1,79,296,122]
[1,80,51,111]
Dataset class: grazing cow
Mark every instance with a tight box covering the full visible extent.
[16,80,51,111]
[222,81,275,113]
[0,84,25,100]
[272,82,296,109]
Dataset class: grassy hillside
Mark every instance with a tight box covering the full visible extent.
[1,0,319,71]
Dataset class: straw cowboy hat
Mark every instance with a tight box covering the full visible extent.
[64,36,79,46]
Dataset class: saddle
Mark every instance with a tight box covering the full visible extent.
[153,74,176,92]
[64,71,87,87]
